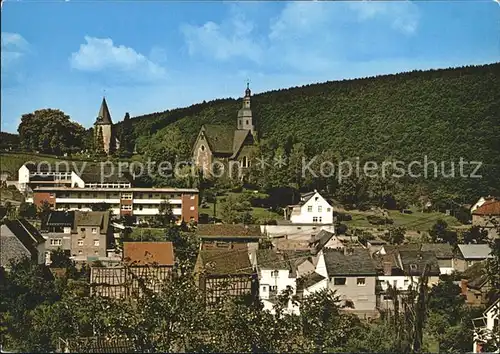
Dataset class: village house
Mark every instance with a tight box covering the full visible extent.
[472,298,500,353]
[460,262,492,307]
[470,196,498,214]
[91,242,175,298]
[371,244,441,311]
[472,199,500,238]
[195,224,263,251]
[42,210,114,264]
[194,247,258,306]
[57,336,136,353]
[316,247,379,319]
[421,243,457,275]
[0,218,46,268]
[192,84,257,177]
[285,190,334,225]
[457,244,494,271]
[254,249,300,314]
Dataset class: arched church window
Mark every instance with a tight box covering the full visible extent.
[246,120,249,125]
[201,145,205,151]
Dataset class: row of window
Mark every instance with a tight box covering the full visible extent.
[332,277,366,286]
[85,183,131,188]
[312,216,323,223]
[50,238,100,246]
[307,206,331,213]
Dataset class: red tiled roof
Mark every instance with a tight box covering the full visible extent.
[123,242,175,266]
[473,200,500,216]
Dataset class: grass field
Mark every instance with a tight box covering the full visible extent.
[343,207,461,232]
[129,227,166,241]
[199,192,283,222]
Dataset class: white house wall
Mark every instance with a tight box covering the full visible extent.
[290,193,333,224]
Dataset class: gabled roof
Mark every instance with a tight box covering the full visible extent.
[323,248,377,276]
[299,191,316,205]
[198,248,253,275]
[1,219,45,259]
[421,243,455,259]
[457,244,493,260]
[484,297,500,316]
[47,210,74,226]
[123,242,175,266]
[309,229,336,254]
[78,163,132,184]
[231,130,252,158]
[398,250,441,276]
[73,211,110,234]
[256,249,299,277]
[463,261,489,289]
[95,97,113,125]
[473,200,500,216]
[201,124,235,155]
[297,272,326,290]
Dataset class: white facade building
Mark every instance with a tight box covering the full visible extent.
[473,298,500,353]
[286,191,333,224]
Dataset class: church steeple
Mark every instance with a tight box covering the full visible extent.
[96,97,113,125]
[237,82,255,133]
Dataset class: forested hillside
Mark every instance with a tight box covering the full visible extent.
[128,63,500,200]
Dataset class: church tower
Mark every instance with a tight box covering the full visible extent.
[94,97,115,155]
[237,83,255,134]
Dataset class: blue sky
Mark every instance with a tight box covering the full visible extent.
[1,0,499,133]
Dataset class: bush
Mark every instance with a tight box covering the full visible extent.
[366,215,393,225]
[336,213,352,222]
[336,223,348,234]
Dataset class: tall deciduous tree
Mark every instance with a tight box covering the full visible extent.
[18,109,85,155]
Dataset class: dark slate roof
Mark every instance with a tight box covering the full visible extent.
[65,336,136,353]
[398,250,441,276]
[421,243,455,259]
[202,124,236,155]
[463,261,489,289]
[198,248,253,275]
[323,248,377,276]
[256,249,297,277]
[95,97,113,125]
[299,191,316,205]
[47,210,75,226]
[297,272,326,290]
[309,229,335,254]
[1,219,45,261]
[73,211,110,234]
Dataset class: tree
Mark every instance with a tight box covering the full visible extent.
[90,202,110,212]
[37,201,52,229]
[117,112,134,157]
[18,109,85,155]
[156,200,176,227]
[18,202,37,219]
[385,226,406,245]
[429,219,449,243]
[94,127,106,156]
[462,225,489,244]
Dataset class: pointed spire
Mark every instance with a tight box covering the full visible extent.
[245,79,251,97]
[96,97,112,124]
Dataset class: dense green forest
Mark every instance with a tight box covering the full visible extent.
[126,63,500,201]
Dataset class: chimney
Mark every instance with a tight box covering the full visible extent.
[383,261,392,276]
[460,279,468,295]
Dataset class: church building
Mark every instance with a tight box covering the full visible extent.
[192,84,257,176]
[94,97,119,155]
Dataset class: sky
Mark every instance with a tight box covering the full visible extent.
[1,0,499,133]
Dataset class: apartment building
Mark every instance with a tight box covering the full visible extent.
[20,162,199,222]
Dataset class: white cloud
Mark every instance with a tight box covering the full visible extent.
[180,6,264,63]
[70,36,166,81]
[348,0,420,35]
[1,32,30,67]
